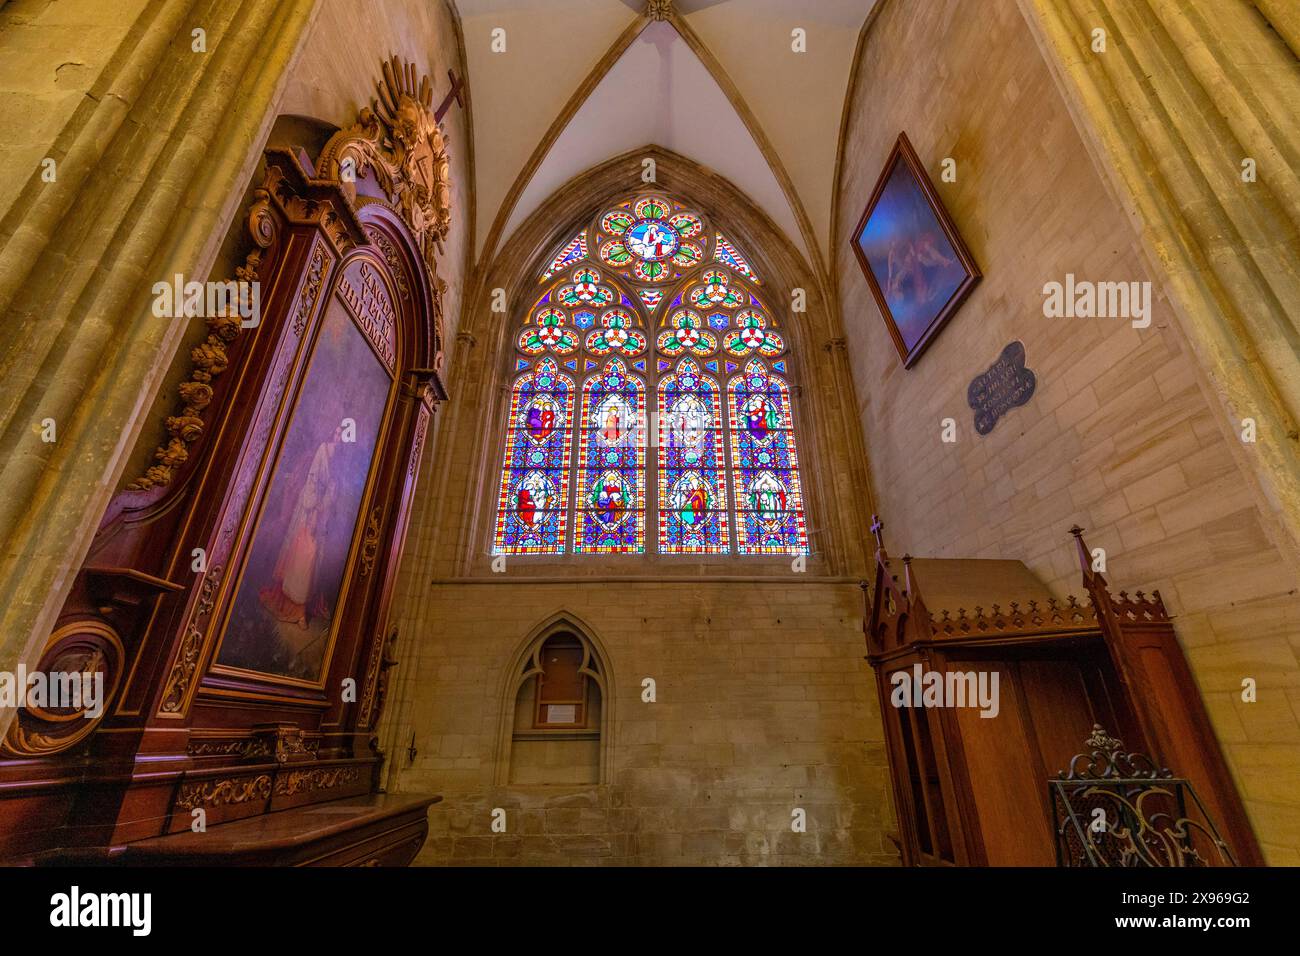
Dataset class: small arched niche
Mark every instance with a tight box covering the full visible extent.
[506,629,606,785]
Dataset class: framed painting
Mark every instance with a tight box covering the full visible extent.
[214,298,394,685]
[850,131,981,368]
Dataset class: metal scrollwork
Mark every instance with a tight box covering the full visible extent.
[1049,725,1236,867]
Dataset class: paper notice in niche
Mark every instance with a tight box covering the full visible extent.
[547,704,577,724]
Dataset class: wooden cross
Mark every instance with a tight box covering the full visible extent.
[435,69,465,123]
[870,515,885,551]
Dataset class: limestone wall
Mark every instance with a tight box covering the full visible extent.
[397,581,894,866]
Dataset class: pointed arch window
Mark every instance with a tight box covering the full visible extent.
[491,193,809,556]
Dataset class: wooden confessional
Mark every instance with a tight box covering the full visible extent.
[0,58,454,865]
[863,520,1263,867]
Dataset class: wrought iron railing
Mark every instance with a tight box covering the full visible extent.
[1049,725,1236,867]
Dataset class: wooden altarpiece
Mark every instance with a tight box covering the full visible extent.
[863,520,1263,867]
[0,58,453,865]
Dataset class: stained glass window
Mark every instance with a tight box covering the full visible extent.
[492,194,809,556]
[659,358,728,553]
[574,358,645,553]
[493,357,574,554]
[728,360,807,554]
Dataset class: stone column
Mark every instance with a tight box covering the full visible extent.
[1018,0,1300,570]
[0,0,320,738]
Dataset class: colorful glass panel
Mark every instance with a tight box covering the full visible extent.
[669,213,703,239]
[574,358,645,553]
[599,240,632,268]
[601,210,634,235]
[634,197,670,220]
[584,308,646,356]
[658,359,729,554]
[722,308,785,357]
[496,192,805,559]
[727,360,808,555]
[518,306,578,355]
[625,220,680,262]
[714,233,759,282]
[493,358,574,554]
[656,309,717,357]
[541,231,588,281]
[637,288,664,310]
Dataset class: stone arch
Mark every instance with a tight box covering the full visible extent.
[493,610,615,786]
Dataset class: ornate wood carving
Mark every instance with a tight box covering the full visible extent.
[863,516,1260,867]
[409,411,429,476]
[359,627,399,731]
[359,505,383,578]
[127,197,277,491]
[291,241,331,334]
[1,621,124,757]
[274,766,362,797]
[317,55,452,283]
[365,226,411,301]
[159,565,223,715]
[175,774,273,811]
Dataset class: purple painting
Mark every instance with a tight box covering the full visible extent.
[852,133,980,368]
[217,300,391,682]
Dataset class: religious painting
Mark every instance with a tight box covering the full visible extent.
[217,301,392,683]
[851,132,981,368]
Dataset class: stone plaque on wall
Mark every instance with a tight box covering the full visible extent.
[968,340,1036,435]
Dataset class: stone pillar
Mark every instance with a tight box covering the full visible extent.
[1018,0,1300,570]
[0,0,320,737]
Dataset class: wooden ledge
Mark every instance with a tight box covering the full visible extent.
[38,792,442,867]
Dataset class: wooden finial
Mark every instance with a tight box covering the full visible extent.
[870,514,885,551]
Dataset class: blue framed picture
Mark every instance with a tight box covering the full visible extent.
[851,132,982,368]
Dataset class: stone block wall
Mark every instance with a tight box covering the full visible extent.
[394,581,896,866]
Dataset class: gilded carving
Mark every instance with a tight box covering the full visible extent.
[273,766,361,797]
[408,411,429,477]
[318,56,452,284]
[365,226,411,301]
[187,740,248,759]
[189,727,320,762]
[359,627,398,730]
[359,505,383,577]
[292,242,331,335]
[127,194,276,491]
[1,621,124,757]
[175,773,272,811]
[159,566,223,715]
